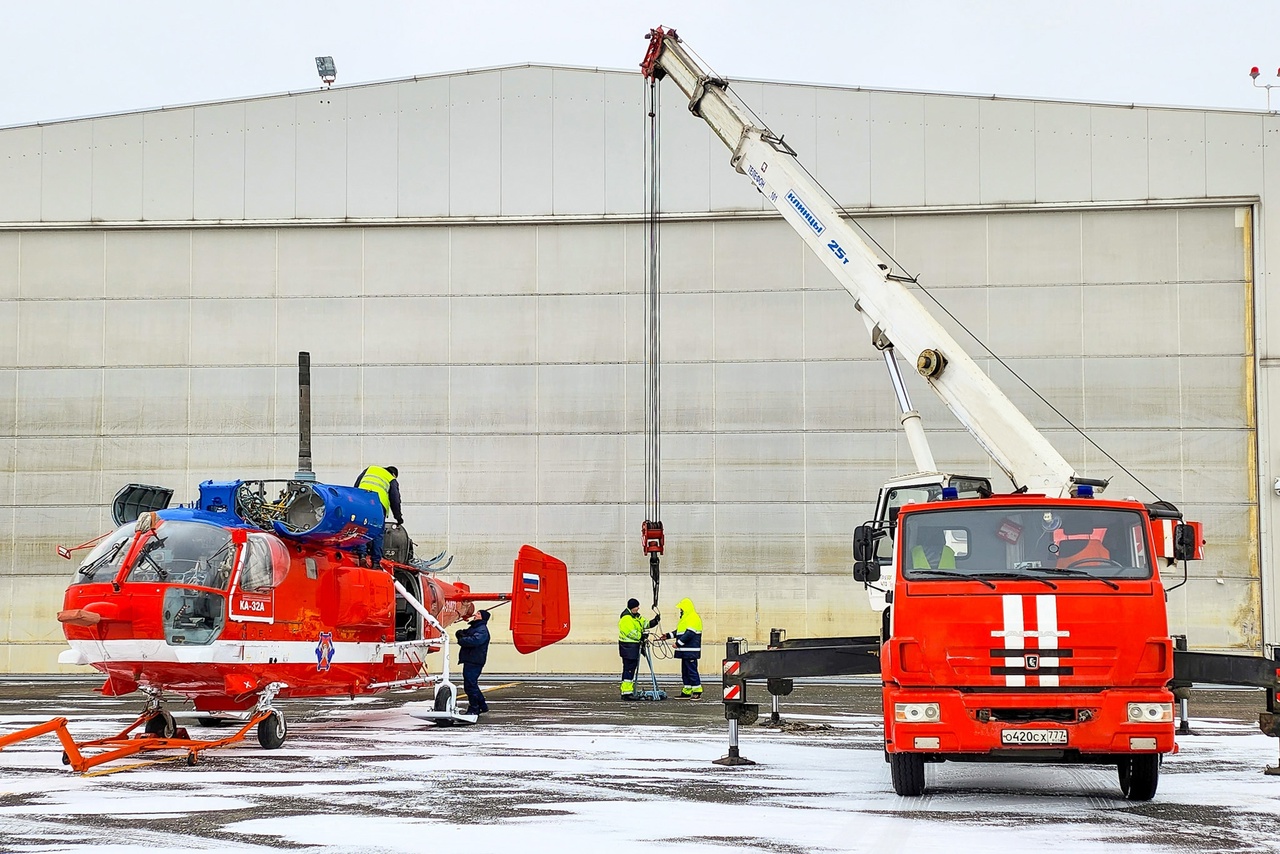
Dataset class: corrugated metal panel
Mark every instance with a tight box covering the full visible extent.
[500,67,554,216]
[243,98,296,219]
[551,69,606,215]
[193,102,246,219]
[1033,101,1091,202]
[924,96,980,206]
[449,71,502,217]
[603,72,644,215]
[345,85,399,218]
[91,115,144,221]
[869,92,926,206]
[397,77,450,217]
[142,109,194,221]
[295,90,348,218]
[40,122,92,222]
[979,99,1035,204]
[1206,111,1265,197]
[0,127,41,221]
[1148,109,1206,198]
[815,87,871,208]
[1089,105,1149,201]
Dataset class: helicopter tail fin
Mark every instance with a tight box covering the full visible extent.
[509,546,570,653]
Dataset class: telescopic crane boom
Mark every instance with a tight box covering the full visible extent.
[641,28,1081,497]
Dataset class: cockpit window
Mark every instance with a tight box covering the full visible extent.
[124,521,235,587]
[901,506,1152,581]
[74,525,136,585]
[238,533,288,593]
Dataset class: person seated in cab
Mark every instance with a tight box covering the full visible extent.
[1053,518,1111,568]
[911,527,956,570]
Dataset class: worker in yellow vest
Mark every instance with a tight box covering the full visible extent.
[911,527,956,571]
[354,465,402,569]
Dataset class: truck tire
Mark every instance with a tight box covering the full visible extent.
[1118,754,1159,801]
[889,752,926,796]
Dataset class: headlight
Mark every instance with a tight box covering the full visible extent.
[1127,702,1173,723]
[894,702,941,723]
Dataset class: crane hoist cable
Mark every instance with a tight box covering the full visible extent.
[641,73,664,614]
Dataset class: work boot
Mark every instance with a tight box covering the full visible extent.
[690,692,703,701]
[621,693,637,702]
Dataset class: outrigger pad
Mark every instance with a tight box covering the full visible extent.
[510,546,570,654]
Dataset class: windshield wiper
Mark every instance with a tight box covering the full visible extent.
[908,569,996,589]
[80,539,126,576]
[1018,565,1120,590]
[977,572,1058,590]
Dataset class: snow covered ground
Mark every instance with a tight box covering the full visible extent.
[0,680,1278,853]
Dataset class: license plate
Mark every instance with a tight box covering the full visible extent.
[1001,728,1067,746]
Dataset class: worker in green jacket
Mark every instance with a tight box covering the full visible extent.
[911,527,956,571]
[618,598,660,700]
[354,464,401,568]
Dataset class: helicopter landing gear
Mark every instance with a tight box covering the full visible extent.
[256,711,287,749]
[251,682,289,748]
[406,679,477,725]
[143,709,177,738]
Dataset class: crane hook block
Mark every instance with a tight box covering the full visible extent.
[642,520,665,556]
[917,348,948,379]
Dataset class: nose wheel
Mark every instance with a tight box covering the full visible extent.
[256,710,287,749]
[143,709,177,738]
[252,681,289,749]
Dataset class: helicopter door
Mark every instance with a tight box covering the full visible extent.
[393,568,421,642]
[229,533,288,623]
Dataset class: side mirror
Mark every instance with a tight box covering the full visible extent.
[1173,523,1197,561]
[853,525,882,582]
[853,560,881,583]
[852,525,874,562]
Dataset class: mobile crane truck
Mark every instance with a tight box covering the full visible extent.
[640,26,1280,800]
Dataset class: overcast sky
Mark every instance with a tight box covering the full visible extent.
[4,0,1280,128]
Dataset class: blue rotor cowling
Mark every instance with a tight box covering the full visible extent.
[270,482,385,548]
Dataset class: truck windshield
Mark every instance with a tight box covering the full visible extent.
[901,505,1152,582]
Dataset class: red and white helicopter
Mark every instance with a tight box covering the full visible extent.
[0,356,570,771]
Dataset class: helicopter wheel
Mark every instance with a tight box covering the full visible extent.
[433,684,457,727]
[256,711,287,749]
[143,709,177,739]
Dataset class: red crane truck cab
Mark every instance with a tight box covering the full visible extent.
[858,489,1202,800]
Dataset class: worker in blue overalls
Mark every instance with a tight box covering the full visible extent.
[663,598,703,699]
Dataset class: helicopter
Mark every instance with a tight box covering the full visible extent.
[0,356,570,771]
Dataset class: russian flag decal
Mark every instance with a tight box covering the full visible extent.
[522,572,540,591]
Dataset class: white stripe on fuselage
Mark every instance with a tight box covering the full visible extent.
[65,638,426,666]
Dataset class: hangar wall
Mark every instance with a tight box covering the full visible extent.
[0,64,1267,674]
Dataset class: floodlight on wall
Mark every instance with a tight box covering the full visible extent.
[316,56,337,88]
[1249,65,1280,111]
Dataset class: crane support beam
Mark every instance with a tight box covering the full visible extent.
[643,29,1076,496]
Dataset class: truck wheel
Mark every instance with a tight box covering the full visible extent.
[1118,754,1160,801]
[889,752,926,796]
